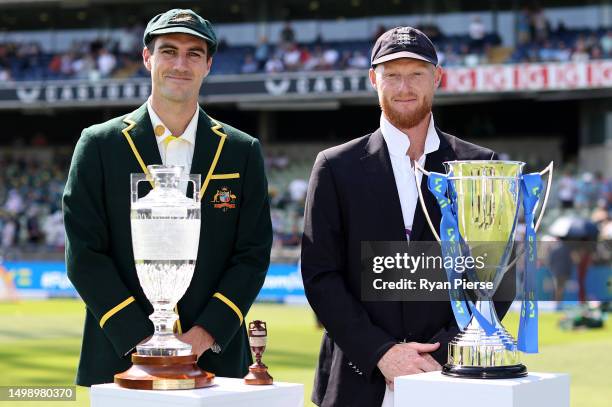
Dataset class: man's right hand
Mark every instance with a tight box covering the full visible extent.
[377,342,442,390]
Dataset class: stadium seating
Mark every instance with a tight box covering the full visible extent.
[1,27,608,81]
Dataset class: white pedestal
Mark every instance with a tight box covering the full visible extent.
[394,371,569,407]
[90,377,303,407]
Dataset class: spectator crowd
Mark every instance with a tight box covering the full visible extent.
[552,169,612,241]
[511,6,611,63]
[1,14,610,82]
[0,153,69,256]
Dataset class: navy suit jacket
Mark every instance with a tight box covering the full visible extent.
[301,127,512,406]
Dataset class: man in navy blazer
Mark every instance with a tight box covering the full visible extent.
[301,27,512,406]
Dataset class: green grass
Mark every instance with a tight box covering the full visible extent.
[0,300,610,406]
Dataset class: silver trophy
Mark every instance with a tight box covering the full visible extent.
[414,160,553,378]
[115,165,214,390]
[130,164,201,356]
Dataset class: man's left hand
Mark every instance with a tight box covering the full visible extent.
[178,325,215,358]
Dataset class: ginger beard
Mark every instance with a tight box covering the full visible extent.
[378,89,433,130]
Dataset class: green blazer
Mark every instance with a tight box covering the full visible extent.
[63,103,272,386]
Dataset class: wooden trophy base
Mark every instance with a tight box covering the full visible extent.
[114,354,215,390]
[244,363,273,385]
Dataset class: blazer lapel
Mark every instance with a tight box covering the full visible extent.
[121,103,163,172]
[360,129,407,242]
[121,103,228,201]
[189,107,228,200]
[410,129,456,242]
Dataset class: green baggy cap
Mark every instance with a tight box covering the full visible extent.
[143,9,218,56]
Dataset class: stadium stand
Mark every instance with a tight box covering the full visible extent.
[0,150,70,256]
[0,27,608,80]
[1,7,610,81]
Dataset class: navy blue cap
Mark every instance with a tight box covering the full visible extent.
[371,26,438,67]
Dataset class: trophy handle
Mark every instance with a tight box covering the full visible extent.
[533,161,554,233]
[131,173,202,204]
[186,174,202,204]
[130,173,151,204]
[505,161,554,272]
[413,160,441,243]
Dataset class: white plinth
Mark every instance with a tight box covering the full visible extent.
[90,377,303,407]
[394,371,569,407]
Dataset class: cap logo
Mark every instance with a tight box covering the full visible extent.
[170,12,196,24]
[394,27,417,45]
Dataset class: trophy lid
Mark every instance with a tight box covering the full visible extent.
[444,160,525,179]
[443,160,525,165]
[248,320,267,336]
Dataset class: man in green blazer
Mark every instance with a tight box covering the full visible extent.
[63,9,273,386]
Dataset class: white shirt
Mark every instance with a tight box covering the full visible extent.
[323,48,339,65]
[146,97,199,176]
[97,52,116,77]
[288,179,309,202]
[283,49,301,66]
[380,113,440,240]
[469,20,485,40]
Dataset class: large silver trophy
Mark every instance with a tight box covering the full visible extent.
[114,165,214,390]
[414,160,552,379]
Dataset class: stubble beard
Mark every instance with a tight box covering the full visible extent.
[156,68,200,104]
[159,82,194,104]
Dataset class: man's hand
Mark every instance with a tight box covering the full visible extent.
[178,325,215,358]
[377,342,442,390]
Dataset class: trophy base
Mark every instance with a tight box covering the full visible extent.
[244,364,273,385]
[114,354,215,390]
[442,364,528,379]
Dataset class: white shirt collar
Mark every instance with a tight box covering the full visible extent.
[147,97,199,146]
[380,113,440,159]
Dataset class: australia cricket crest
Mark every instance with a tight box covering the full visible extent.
[212,187,237,212]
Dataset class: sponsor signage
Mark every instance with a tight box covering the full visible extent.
[0,61,609,108]
[2,260,609,302]
[2,261,305,301]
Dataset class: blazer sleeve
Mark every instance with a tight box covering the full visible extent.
[63,129,153,358]
[194,138,273,350]
[301,152,396,380]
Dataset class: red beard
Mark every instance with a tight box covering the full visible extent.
[380,93,432,129]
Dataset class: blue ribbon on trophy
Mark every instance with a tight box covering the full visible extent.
[427,169,544,354]
[428,172,495,334]
[517,173,543,353]
[428,172,512,350]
